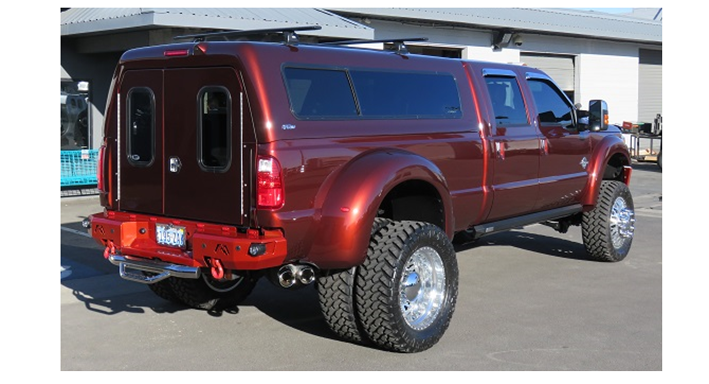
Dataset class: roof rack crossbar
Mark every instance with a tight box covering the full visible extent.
[173,25,322,44]
[320,37,429,55]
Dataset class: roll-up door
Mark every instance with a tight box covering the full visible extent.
[521,54,575,101]
[639,49,662,123]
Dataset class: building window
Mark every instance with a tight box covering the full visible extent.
[126,88,155,166]
[61,80,90,149]
[199,88,231,171]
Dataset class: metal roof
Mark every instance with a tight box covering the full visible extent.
[327,8,662,44]
[61,8,374,40]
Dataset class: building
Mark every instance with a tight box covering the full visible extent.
[60,7,662,151]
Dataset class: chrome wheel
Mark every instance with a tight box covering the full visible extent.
[399,246,446,331]
[610,196,635,250]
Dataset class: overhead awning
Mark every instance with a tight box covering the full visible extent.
[61,8,374,40]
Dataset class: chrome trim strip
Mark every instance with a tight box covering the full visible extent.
[482,68,517,78]
[116,93,121,202]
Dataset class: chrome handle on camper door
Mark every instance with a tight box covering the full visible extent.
[169,157,182,173]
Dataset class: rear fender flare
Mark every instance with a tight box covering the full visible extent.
[308,149,453,269]
[582,134,631,208]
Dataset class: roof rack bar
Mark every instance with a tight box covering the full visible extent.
[320,37,429,55]
[173,25,323,44]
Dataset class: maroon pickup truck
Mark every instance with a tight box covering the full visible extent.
[88,27,634,353]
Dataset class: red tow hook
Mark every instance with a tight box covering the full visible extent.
[103,241,116,259]
[207,258,225,280]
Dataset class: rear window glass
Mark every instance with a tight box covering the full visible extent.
[283,67,358,119]
[350,70,462,119]
[127,88,155,166]
[199,88,231,171]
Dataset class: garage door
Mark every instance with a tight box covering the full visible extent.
[521,54,575,100]
[638,49,662,123]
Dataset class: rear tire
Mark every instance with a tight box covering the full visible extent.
[316,218,391,344]
[169,272,258,310]
[355,221,458,353]
[143,273,182,304]
[582,180,635,262]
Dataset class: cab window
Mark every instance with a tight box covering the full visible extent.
[484,77,529,126]
[528,79,574,128]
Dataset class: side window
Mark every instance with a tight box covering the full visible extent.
[199,88,231,171]
[349,70,462,119]
[127,88,155,166]
[484,77,529,126]
[528,79,574,128]
[283,67,358,119]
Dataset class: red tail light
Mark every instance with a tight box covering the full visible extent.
[97,144,106,192]
[257,156,284,209]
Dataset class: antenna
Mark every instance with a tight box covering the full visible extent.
[174,25,323,45]
[320,37,429,55]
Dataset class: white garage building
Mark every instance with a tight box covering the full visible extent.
[60,8,662,151]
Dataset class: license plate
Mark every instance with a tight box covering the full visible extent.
[156,223,186,248]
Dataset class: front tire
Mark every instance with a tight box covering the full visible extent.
[356,221,458,353]
[582,180,635,262]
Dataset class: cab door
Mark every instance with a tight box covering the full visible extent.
[482,69,541,221]
[525,73,591,211]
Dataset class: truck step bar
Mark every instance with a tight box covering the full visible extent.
[108,254,201,284]
[472,204,583,239]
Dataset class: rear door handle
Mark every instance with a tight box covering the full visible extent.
[169,157,182,173]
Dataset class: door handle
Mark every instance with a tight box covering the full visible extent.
[169,157,182,173]
[495,142,505,160]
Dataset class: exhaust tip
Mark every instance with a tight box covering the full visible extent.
[297,266,315,285]
[277,265,297,288]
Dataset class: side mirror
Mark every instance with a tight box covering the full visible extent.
[588,99,609,131]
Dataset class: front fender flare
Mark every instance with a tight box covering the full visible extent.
[582,134,631,208]
[306,149,453,269]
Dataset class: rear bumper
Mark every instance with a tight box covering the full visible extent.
[89,210,288,272]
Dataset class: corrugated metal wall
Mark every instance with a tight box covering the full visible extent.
[521,54,575,91]
[638,49,662,123]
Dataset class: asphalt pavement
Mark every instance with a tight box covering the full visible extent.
[59,162,664,372]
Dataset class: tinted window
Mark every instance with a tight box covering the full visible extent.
[350,70,462,119]
[528,79,574,128]
[283,67,358,119]
[127,88,155,166]
[484,77,529,126]
[199,88,231,171]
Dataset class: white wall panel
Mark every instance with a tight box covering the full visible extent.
[577,53,639,124]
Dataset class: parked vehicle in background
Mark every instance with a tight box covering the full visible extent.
[87,27,634,353]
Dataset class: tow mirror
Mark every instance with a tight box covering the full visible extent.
[588,99,609,131]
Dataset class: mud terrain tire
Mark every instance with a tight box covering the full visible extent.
[582,180,635,262]
[355,220,458,353]
[317,218,392,344]
[169,272,258,311]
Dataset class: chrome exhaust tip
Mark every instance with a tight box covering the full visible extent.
[296,266,315,285]
[277,265,297,288]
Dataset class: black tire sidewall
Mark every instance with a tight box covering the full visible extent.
[358,221,459,353]
[392,225,459,350]
[583,180,635,262]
